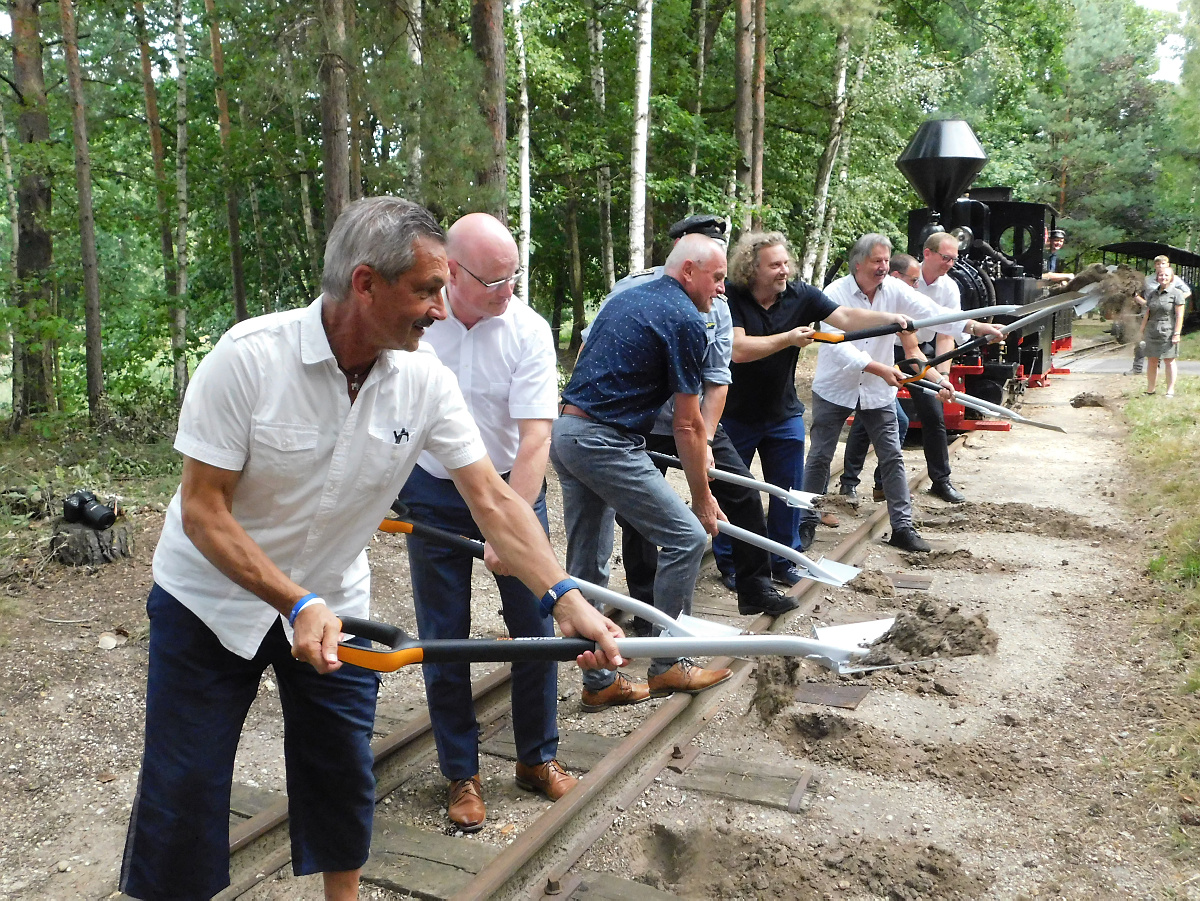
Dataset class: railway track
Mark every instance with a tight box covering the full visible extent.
[129,446,943,901]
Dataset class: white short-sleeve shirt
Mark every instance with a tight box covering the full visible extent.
[913,272,963,343]
[152,297,488,658]
[813,275,953,410]
[416,295,558,480]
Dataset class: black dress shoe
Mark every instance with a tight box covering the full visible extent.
[839,483,859,503]
[798,522,816,551]
[888,526,931,552]
[930,481,966,504]
[718,570,737,591]
[738,583,799,616]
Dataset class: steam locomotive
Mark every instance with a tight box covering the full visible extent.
[895,119,1072,429]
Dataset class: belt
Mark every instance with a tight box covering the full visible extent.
[559,403,593,420]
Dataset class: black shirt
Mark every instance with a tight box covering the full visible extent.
[724,280,839,423]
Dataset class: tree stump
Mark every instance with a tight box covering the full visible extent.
[50,520,134,566]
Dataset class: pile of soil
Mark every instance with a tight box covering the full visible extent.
[1070,391,1108,408]
[847,569,894,597]
[944,502,1119,540]
[897,548,1011,574]
[858,597,998,666]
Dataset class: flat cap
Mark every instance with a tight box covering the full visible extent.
[1049,228,1066,239]
[668,214,728,241]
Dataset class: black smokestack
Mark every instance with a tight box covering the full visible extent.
[896,119,988,216]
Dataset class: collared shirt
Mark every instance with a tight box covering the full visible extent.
[725,281,839,423]
[813,275,952,410]
[900,271,964,345]
[153,296,487,659]
[561,275,707,435]
[1144,273,1192,300]
[416,294,558,480]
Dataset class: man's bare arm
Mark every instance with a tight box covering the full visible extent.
[731,326,815,363]
[825,306,911,332]
[179,457,345,673]
[483,417,551,574]
[672,393,725,535]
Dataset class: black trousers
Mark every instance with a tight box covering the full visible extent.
[619,426,772,603]
[896,343,951,485]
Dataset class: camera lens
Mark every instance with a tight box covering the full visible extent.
[63,489,116,529]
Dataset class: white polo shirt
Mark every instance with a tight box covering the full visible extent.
[913,271,963,343]
[812,275,954,410]
[416,294,558,480]
[153,296,487,659]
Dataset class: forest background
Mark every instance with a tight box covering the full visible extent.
[0,0,1199,426]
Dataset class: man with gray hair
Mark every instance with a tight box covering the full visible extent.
[552,233,734,711]
[798,234,1001,553]
[121,197,622,901]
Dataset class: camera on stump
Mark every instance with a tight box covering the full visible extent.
[63,489,117,530]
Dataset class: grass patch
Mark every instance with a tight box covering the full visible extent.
[1121,376,1200,834]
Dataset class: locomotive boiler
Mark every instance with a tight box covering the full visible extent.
[895,119,1071,427]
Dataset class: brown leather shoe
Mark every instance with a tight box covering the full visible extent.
[515,759,578,801]
[580,672,651,712]
[820,511,840,528]
[447,776,485,833]
[648,658,733,697]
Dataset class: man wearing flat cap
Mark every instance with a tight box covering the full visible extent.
[1044,229,1072,285]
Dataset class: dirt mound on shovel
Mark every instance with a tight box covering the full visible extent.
[858,598,998,666]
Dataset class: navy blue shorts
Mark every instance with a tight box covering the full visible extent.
[120,584,380,901]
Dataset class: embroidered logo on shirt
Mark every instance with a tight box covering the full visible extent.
[393,428,410,444]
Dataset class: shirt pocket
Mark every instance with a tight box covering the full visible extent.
[362,426,417,494]
[249,420,319,481]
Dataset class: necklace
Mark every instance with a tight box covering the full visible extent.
[340,360,375,394]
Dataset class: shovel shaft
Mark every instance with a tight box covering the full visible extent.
[645,451,819,509]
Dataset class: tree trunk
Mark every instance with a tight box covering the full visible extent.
[814,53,865,286]
[628,0,652,271]
[405,0,423,198]
[133,0,177,307]
[1,103,17,288]
[567,193,585,352]
[587,2,615,289]
[171,0,190,401]
[471,0,506,222]
[551,264,565,346]
[320,0,351,237]
[59,0,103,418]
[346,0,364,200]
[750,0,765,229]
[239,104,272,314]
[203,0,248,322]
[733,0,752,230]
[282,42,320,292]
[799,24,850,284]
[511,0,530,300]
[11,0,55,422]
[687,0,708,214]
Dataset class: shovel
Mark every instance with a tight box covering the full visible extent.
[336,615,869,674]
[643,452,859,587]
[812,304,1022,344]
[379,512,741,638]
[906,379,1066,433]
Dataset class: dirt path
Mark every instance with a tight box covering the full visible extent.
[1,360,1195,900]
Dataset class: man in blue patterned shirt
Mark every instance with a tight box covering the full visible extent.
[550,234,733,711]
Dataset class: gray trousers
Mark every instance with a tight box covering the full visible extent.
[549,414,706,689]
[801,392,913,532]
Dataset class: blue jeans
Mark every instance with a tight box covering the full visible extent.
[550,415,706,690]
[121,585,379,901]
[398,465,558,780]
[714,414,806,575]
[841,399,909,491]
[802,392,912,532]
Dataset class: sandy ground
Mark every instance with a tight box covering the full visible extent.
[1,350,1197,900]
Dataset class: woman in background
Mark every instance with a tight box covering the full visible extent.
[1138,266,1188,397]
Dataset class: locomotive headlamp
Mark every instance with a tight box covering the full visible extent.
[951,226,974,254]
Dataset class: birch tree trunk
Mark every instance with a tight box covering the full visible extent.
[346,0,364,200]
[628,0,653,271]
[0,104,17,291]
[750,0,765,229]
[172,0,190,401]
[282,42,320,290]
[133,0,177,307]
[587,2,615,289]
[59,0,103,417]
[320,0,351,237]
[405,0,424,198]
[567,192,585,352]
[11,0,55,422]
[799,24,850,284]
[814,53,866,286]
[733,0,753,230]
[240,105,272,314]
[471,0,507,222]
[203,0,247,321]
[687,0,708,213]
[511,0,530,300]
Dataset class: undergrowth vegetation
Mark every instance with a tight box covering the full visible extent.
[1122,378,1200,844]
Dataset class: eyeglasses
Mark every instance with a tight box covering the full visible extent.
[935,251,958,264]
[457,262,522,291]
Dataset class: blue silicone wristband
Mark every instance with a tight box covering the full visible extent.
[288,592,321,626]
[539,578,578,617]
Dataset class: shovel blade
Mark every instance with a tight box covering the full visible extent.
[808,557,861,587]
